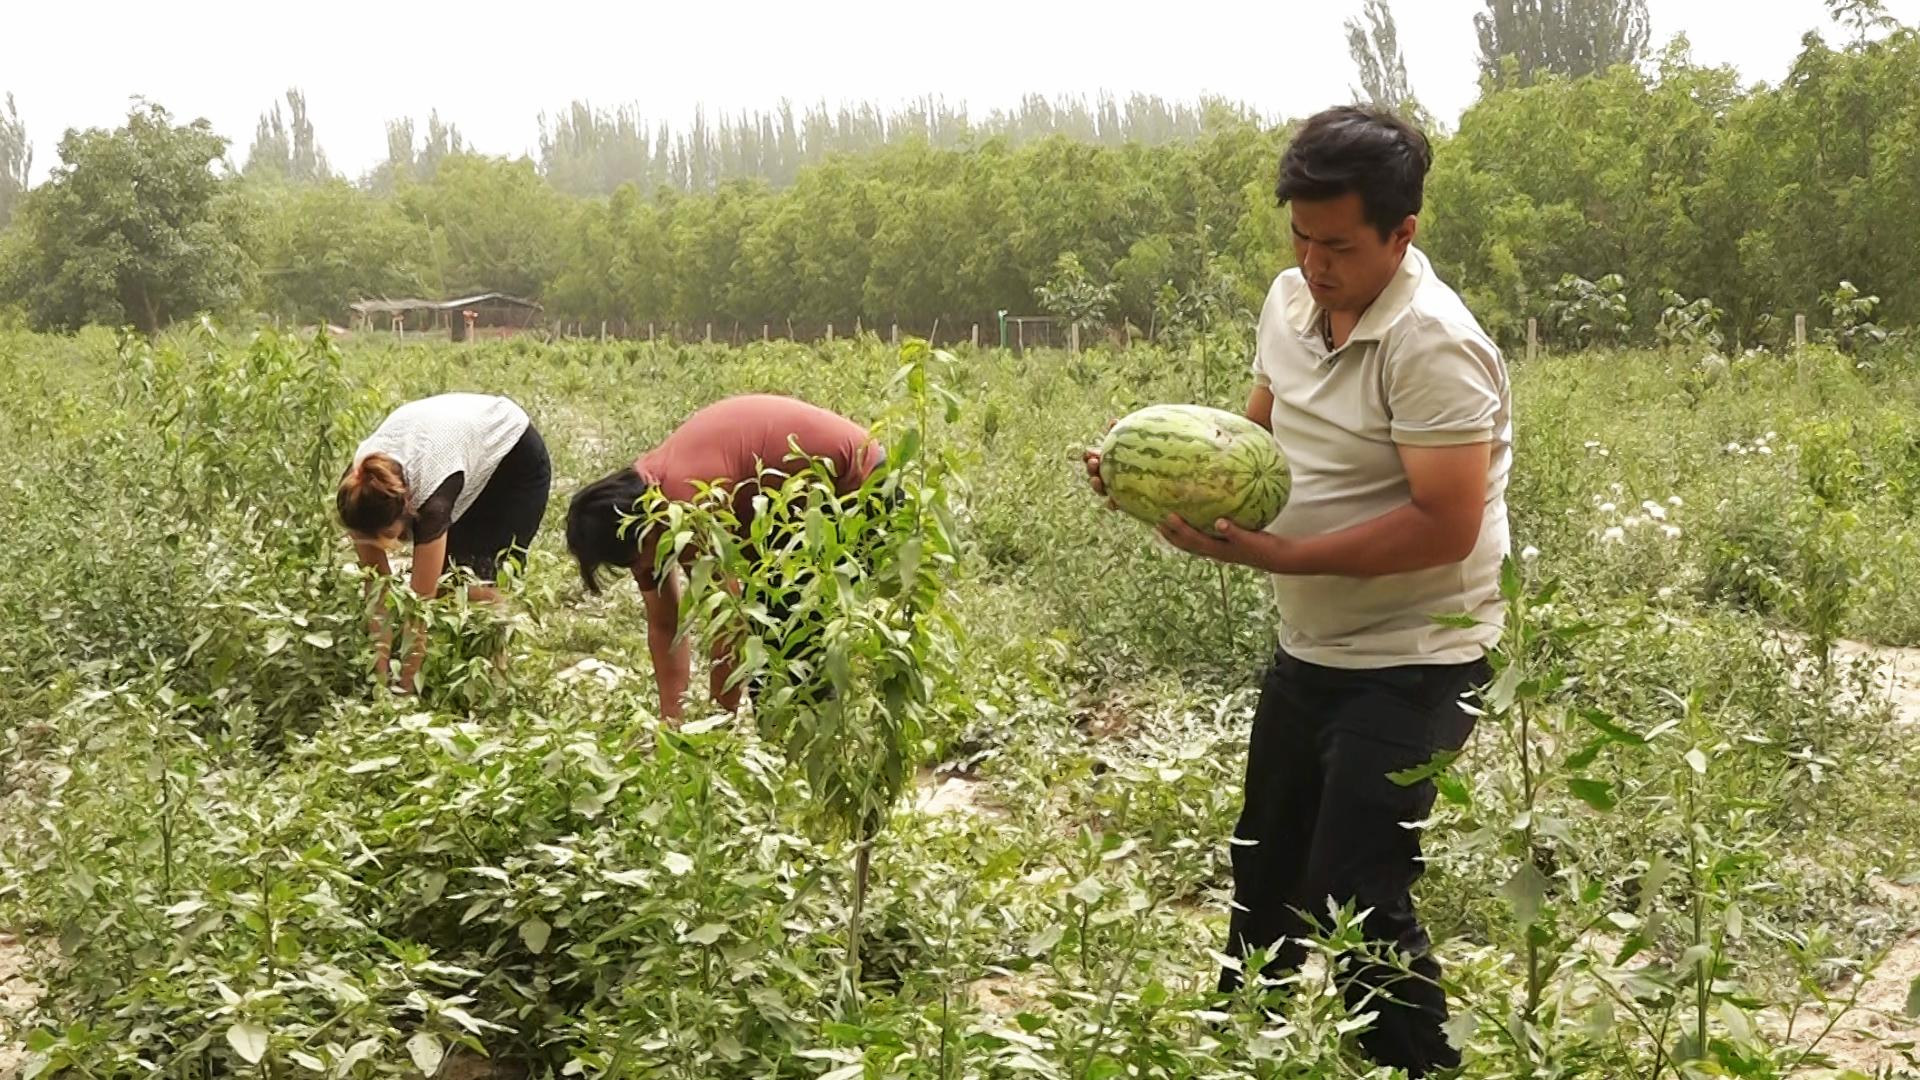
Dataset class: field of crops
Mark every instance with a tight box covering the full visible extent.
[3,327,1920,1078]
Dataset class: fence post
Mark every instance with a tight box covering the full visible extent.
[826,322,834,341]
[763,323,770,342]
[648,322,655,341]
[1795,313,1809,390]
[1526,317,1537,362]
[600,320,607,342]
[705,322,713,343]
[1069,322,1080,355]
[971,323,980,348]
[890,323,899,345]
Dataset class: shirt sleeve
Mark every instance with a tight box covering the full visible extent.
[410,473,465,543]
[1385,328,1505,448]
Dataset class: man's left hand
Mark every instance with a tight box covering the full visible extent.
[1156,515,1291,572]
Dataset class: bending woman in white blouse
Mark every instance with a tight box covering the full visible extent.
[336,392,551,689]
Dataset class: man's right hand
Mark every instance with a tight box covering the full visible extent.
[1085,419,1117,507]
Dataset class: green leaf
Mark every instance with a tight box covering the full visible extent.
[301,631,333,649]
[1905,975,1920,1019]
[1386,749,1461,788]
[263,630,290,656]
[1068,876,1106,905]
[226,1022,268,1065]
[663,851,694,876]
[407,1031,444,1075]
[684,922,728,945]
[1563,736,1608,771]
[519,916,551,955]
[1685,748,1708,774]
[1441,1009,1478,1050]
[1483,660,1523,713]
[898,537,924,594]
[1502,863,1550,926]
[1568,778,1617,812]
[1025,925,1065,955]
[820,1065,866,1080]
[1499,555,1522,602]
[1433,771,1471,807]
[289,1049,326,1072]
[1579,709,1646,745]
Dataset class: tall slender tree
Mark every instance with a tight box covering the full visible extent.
[0,93,29,228]
[245,88,329,183]
[1346,1,1427,123]
[1475,0,1652,86]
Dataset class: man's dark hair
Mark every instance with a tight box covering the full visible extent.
[1275,105,1432,238]
[566,466,655,593]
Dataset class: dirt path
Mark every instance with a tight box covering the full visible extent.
[1792,876,1920,1076]
[0,933,38,1080]
[1780,638,1920,1074]
[1830,638,1920,727]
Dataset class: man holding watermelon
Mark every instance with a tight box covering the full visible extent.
[1087,105,1510,1077]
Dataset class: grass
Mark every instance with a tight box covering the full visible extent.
[0,325,1916,1077]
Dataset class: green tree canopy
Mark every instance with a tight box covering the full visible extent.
[1,102,251,333]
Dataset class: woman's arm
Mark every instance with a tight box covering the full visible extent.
[354,541,395,680]
[395,534,448,692]
[640,566,693,725]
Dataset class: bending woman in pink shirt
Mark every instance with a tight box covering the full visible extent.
[565,394,885,722]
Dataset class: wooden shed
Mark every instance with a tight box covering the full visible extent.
[349,293,543,341]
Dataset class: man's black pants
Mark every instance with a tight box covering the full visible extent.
[1219,649,1488,1077]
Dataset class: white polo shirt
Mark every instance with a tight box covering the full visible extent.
[1249,245,1512,668]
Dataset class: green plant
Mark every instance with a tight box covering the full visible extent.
[1817,280,1889,356]
[1547,273,1634,349]
[667,338,966,1007]
[1657,289,1725,350]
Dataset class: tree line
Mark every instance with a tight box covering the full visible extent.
[0,1,1914,346]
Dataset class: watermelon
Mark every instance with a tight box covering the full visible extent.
[1097,404,1290,536]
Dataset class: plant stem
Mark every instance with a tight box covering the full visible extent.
[846,836,872,1011]
[1690,780,1708,1061]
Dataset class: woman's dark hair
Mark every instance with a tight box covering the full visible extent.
[566,465,654,593]
[337,454,409,535]
[1275,105,1432,238]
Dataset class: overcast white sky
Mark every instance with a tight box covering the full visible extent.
[10,0,1918,184]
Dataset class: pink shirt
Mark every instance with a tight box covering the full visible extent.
[634,394,884,572]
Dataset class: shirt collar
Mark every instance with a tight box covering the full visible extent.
[1285,245,1428,349]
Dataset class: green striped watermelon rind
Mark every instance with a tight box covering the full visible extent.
[1096,404,1290,538]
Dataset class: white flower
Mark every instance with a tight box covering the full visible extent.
[1611,482,1625,494]
[1584,440,1602,449]
[1668,496,1684,508]
[1758,444,1774,456]
[1765,431,1777,441]
[1725,442,1742,453]
[1521,545,1541,563]
[1602,526,1626,544]
[1663,525,1683,540]
[1658,586,1675,600]
[1600,502,1617,514]
[1646,504,1668,521]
